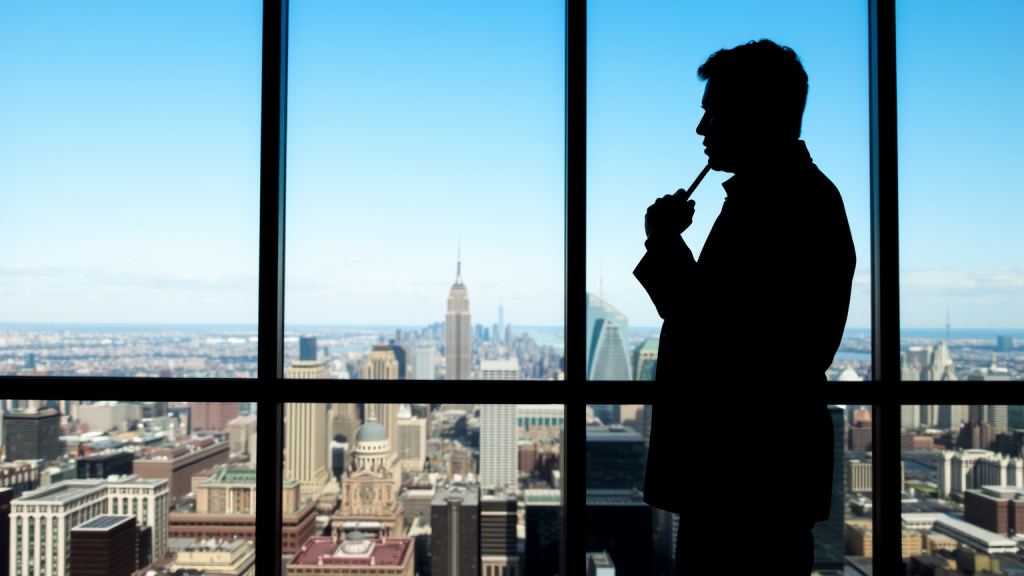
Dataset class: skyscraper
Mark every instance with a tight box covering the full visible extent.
[480,405,517,491]
[811,406,845,571]
[431,485,479,576]
[284,403,329,500]
[365,346,401,379]
[414,343,435,380]
[289,336,328,379]
[446,246,471,380]
[300,336,318,361]
[191,402,240,433]
[585,293,631,380]
[498,300,504,343]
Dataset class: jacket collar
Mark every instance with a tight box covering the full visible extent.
[721,140,813,201]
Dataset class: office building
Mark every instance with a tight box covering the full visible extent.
[587,405,618,426]
[811,406,845,571]
[431,484,478,576]
[78,450,135,480]
[133,436,231,506]
[389,342,408,379]
[846,458,872,493]
[587,552,615,576]
[140,402,168,419]
[446,249,472,381]
[481,405,517,491]
[585,425,644,491]
[168,467,256,544]
[227,414,258,457]
[517,404,564,441]
[284,403,330,501]
[366,346,401,379]
[0,487,10,575]
[0,462,39,497]
[524,489,559,576]
[849,421,872,451]
[844,520,872,558]
[585,489,651,576]
[4,409,60,462]
[480,358,520,380]
[282,480,317,554]
[300,335,318,361]
[78,402,132,434]
[631,340,658,381]
[191,402,240,433]
[956,420,999,450]
[414,343,435,380]
[286,534,413,575]
[480,488,519,576]
[585,293,631,380]
[333,420,405,539]
[964,485,1024,536]
[938,405,969,430]
[997,335,1015,352]
[10,474,169,574]
[939,448,1024,499]
[69,515,137,576]
[167,539,255,575]
[398,415,427,473]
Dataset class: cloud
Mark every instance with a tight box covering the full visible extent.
[900,266,1024,299]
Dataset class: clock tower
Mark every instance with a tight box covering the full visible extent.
[333,418,406,539]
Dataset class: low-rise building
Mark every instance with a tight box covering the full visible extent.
[287,534,414,576]
[167,538,255,576]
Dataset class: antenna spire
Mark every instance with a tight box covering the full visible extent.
[455,237,463,284]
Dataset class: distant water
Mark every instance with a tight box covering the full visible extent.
[509,326,564,348]
[0,322,257,333]
[901,328,1024,340]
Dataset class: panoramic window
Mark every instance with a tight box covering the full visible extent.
[0,2,263,378]
[283,0,566,380]
[587,0,871,381]
[896,1,1023,381]
[281,403,564,575]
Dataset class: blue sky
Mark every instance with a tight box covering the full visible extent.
[0,0,565,328]
[2,1,1019,332]
[896,0,1024,330]
[588,0,872,330]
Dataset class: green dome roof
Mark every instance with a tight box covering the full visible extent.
[355,421,388,442]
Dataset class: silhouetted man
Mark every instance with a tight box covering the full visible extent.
[636,40,848,574]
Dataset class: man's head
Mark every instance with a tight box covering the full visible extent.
[695,39,808,173]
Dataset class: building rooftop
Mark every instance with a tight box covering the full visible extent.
[431,484,479,506]
[79,449,133,462]
[185,538,249,553]
[202,468,256,486]
[586,424,643,441]
[291,537,410,567]
[586,489,647,506]
[73,515,135,531]
[14,475,166,503]
[524,489,561,504]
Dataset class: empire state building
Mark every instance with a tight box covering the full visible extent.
[446,247,471,380]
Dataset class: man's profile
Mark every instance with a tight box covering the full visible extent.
[636,40,850,574]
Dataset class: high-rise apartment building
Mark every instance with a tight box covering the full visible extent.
[284,403,329,501]
[585,293,631,380]
[10,474,169,575]
[191,402,240,433]
[446,250,471,380]
[480,405,517,491]
[480,488,519,576]
[69,515,137,576]
[431,485,478,576]
[4,409,61,462]
[398,415,427,473]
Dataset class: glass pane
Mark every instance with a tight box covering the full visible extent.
[587,1,872,381]
[282,403,564,574]
[284,0,565,380]
[897,1,1024,381]
[0,1,263,378]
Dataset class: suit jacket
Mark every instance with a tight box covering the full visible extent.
[635,140,852,526]
[633,139,856,385]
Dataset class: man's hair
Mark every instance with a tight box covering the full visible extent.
[697,39,808,139]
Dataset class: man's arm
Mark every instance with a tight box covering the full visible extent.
[633,230,698,320]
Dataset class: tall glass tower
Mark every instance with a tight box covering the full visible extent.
[585,293,632,380]
[480,404,517,490]
[446,246,471,380]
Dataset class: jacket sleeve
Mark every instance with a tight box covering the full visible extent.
[633,231,698,320]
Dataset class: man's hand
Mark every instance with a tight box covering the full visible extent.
[645,191,696,239]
